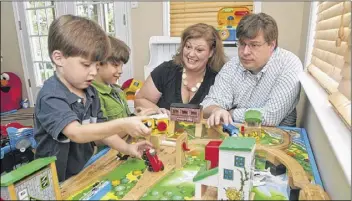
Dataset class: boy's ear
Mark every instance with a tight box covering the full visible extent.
[51,50,65,67]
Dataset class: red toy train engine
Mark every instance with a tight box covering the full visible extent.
[142,148,164,172]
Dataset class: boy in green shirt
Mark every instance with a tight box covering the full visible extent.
[92,36,131,121]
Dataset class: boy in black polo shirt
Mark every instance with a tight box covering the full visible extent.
[34,15,152,182]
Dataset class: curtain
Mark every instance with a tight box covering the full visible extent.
[307,1,351,128]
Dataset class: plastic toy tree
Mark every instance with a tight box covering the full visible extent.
[244,109,262,141]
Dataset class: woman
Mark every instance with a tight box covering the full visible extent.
[135,23,226,115]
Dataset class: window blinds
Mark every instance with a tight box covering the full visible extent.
[169,1,253,37]
[307,1,351,128]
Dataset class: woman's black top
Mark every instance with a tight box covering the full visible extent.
[150,60,218,110]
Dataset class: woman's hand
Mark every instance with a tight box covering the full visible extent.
[157,108,170,116]
[134,107,158,116]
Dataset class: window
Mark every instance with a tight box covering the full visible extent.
[172,109,179,115]
[14,1,131,105]
[306,1,351,128]
[223,169,233,180]
[75,1,115,36]
[168,1,254,36]
[25,1,56,86]
[235,155,245,168]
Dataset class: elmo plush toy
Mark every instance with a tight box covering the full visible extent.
[1,72,22,113]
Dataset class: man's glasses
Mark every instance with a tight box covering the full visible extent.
[238,41,267,51]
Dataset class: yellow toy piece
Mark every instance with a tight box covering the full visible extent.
[143,114,169,135]
[112,180,120,186]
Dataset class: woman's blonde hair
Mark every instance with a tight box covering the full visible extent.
[173,23,226,72]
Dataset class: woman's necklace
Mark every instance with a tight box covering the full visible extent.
[182,68,205,92]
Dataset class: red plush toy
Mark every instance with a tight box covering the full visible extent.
[1,72,22,113]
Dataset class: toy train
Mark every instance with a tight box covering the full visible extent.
[143,114,169,135]
[142,148,164,172]
[222,124,240,137]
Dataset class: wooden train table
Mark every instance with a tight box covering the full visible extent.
[60,125,329,200]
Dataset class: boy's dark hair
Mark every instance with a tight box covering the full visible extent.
[236,13,279,49]
[102,36,131,65]
[48,14,110,64]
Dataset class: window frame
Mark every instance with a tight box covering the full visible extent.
[234,155,245,168]
[223,168,234,180]
[12,1,132,106]
[301,1,351,190]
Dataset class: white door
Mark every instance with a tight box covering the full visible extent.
[13,1,132,106]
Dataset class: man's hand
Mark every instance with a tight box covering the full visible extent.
[207,107,233,127]
[125,141,153,159]
[120,116,152,138]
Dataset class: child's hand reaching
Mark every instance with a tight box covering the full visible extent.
[125,141,153,159]
[120,116,152,138]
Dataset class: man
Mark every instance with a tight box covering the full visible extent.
[202,13,303,127]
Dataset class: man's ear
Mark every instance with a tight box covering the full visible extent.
[51,50,65,67]
[270,40,276,52]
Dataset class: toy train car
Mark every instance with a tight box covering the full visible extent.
[143,114,169,135]
[142,148,164,172]
[170,103,203,123]
[222,124,239,137]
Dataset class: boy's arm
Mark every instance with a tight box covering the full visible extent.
[62,117,147,143]
[37,94,149,144]
[100,134,129,154]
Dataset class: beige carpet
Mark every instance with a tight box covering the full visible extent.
[1,107,35,127]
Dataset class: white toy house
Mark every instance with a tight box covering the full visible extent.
[193,137,256,200]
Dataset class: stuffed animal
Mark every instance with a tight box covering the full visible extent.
[1,72,22,113]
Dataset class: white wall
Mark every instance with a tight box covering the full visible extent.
[299,90,351,199]
[1,2,28,100]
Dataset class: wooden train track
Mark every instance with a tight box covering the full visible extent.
[60,149,123,199]
[121,146,176,200]
[60,130,329,200]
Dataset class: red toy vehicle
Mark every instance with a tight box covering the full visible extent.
[142,148,164,172]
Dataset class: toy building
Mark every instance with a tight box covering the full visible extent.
[244,109,262,141]
[0,156,61,200]
[169,103,204,137]
[193,137,256,200]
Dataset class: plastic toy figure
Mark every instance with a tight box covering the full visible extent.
[142,148,164,172]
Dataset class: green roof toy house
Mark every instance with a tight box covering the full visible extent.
[1,157,61,200]
[193,137,256,200]
[244,109,262,141]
